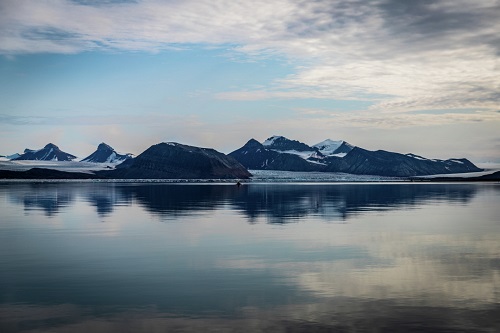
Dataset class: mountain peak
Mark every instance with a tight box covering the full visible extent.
[44,143,59,149]
[314,140,355,156]
[81,143,131,164]
[97,142,113,151]
[262,135,285,146]
[262,135,314,152]
[243,138,263,147]
[14,143,75,161]
[314,139,343,146]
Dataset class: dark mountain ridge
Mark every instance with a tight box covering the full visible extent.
[230,136,483,177]
[105,142,251,179]
[14,143,77,161]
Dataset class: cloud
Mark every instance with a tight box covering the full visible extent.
[0,0,498,117]
[293,108,500,128]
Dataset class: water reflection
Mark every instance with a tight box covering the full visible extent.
[4,183,132,217]
[3,183,482,222]
[229,183,478,223]
[7,183,76,217]
[0,183,498,332]
[84,185,133,217]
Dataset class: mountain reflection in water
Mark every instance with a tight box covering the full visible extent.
[0,182,499,333]
[5,183,479,222]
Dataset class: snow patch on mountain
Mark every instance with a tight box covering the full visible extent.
[275,150,316,159]
[406,153,429,161]
[313,139,343,155]
[81,142,132,164]
[314,139,354,157]
[262,135,284,146]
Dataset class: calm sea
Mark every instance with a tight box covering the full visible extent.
[1,182,499,332]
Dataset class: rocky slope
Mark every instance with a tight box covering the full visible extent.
[230,136,482,177]
[105,142,251,179]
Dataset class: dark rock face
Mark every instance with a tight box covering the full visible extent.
[107,142,251,179]
[14,143,76,161]
[263,136,316,152]
[324,147,482,176]
[230,137,483,177]
[81,143,132,163]
[229,139,324,171]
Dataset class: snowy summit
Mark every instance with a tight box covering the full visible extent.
[81,143,133,164]
[13,143,77,161]
[313,139,344,156]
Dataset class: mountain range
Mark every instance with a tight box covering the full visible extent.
[0,136,484,178]
[229,135,482,177]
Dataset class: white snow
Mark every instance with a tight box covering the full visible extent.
[406,153,429,161]
[274,149,317,159]
[450,159,464,164]
[331,153,347,158]
[106,152,117,163]
[262,135,284,146]
[313,139,344,155]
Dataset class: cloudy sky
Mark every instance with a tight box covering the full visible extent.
[1,0,499,162]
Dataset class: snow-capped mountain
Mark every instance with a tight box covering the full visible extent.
[263,135,314,152]
[230,136,483,177]
[81,143,133,164]
[229,139,324,171]
[13,143,77,161]
[313,139,354,157]
[261,135,325,162]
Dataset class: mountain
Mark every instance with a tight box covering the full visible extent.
[323,147,481,177]
[6,153,21,160]
[105,142,251,179]
[230,136,483,177]
[229,138,324,171]
[81,143,133,163]
[263,135,315,152]
[0,153,21,161]
[13,143,77,161]
[313,139,354,157]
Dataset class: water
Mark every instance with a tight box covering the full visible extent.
[0,182,499,332]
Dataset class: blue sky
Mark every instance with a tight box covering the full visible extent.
[1,0,499,162]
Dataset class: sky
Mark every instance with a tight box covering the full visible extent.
[0,0,499,162]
